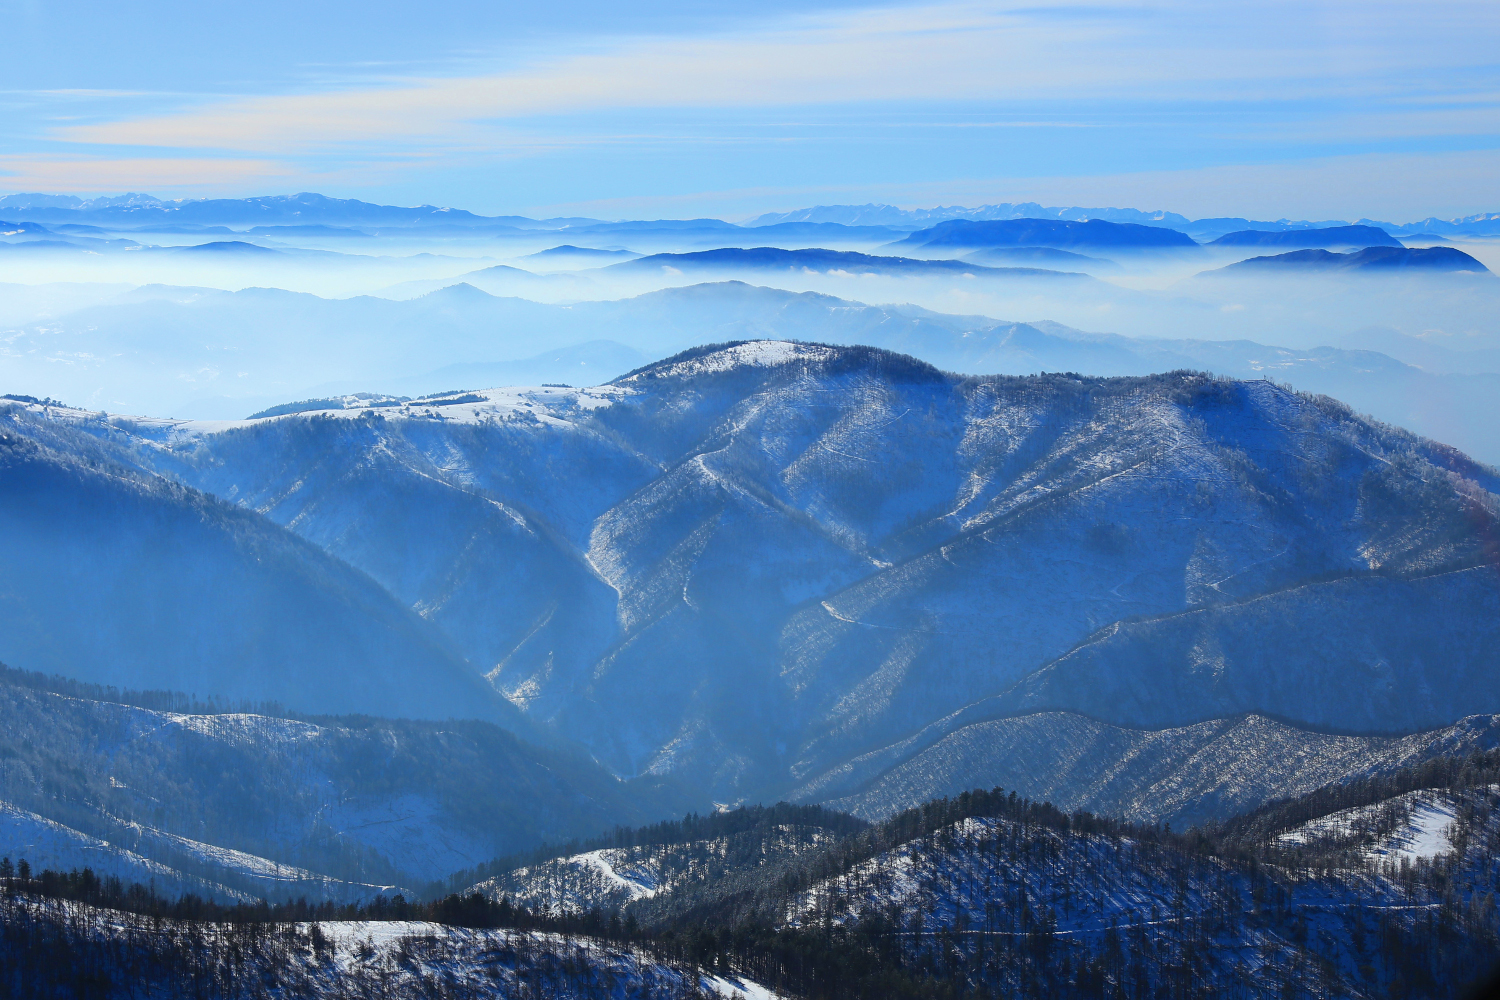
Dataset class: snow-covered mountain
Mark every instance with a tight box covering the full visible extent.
[792,711,1500,828]
[473,805,856,916]
[460,759,1500,998]
[774,794,1497,997]
[13,279,1497,465]
[6,752,1494,998]
[14,342,1497,814]
[0,801,259,902]
[0,895,785,999]
[0,192,555,230]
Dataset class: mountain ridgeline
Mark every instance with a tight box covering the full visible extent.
[4,341,1497,815]
[0,664,686,898]
[5,751,1497,998]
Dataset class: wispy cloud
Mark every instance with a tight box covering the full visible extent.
[54,0,1500,154]
[522,147,1500,222]
[0,155,295,191]
[4,0,1496,214]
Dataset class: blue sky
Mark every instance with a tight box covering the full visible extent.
[2,0,1497,220]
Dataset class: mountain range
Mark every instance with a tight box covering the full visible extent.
[610,247,1092,278]
[3,191,1498,239]
[7,279,1499,466]
[6,343,1496,814]
[888,219,1201,252]
[1205,225,1403,249]
[16,752,1493,999]
[3,185,1500,997]
[1210,245,1489,274]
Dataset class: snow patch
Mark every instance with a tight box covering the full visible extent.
[625,341,834,381]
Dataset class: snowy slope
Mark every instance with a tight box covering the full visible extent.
[12,342,1500,812]
[781,801,1497,997]
[792,710,1500,827]
[1274,787,1472,864]
[0,801,252,901]
[476,825,838,916]
[479,848,666,913]
[460,777,1500,998]
[0,895,786,999]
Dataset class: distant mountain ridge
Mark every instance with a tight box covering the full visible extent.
[1207,224,1401,248]
[744,202,1193,229]
[8,278,1500,462]
[609,246,1091,278]
[751,203,1500,237]
[0,192,579,230]
[1211,246,1491,274]
[5,190,1497,235]
[889,218,1201,251]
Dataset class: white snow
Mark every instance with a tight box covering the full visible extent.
[8,896,790,1000]
[1391,799,1457,862]
[704,973,787,1000]
[578,849,660,900]
[0,799,251,901]
[0,384,635,440]
[1275,788,1457,863]
[132,824,404,896]
[622,341,834,380]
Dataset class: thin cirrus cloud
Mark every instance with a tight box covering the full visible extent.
[0,155,294,191]
[53,0,1499,155]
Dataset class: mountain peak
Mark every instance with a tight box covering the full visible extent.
[614,340,947,385]
[615,340,834,381]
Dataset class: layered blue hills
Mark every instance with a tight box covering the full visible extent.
[1212,245,1490,273]
[1207,224,1401,249]
[889,218,1200,251]
[608,246,1088,277]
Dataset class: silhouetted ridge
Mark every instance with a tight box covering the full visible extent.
[893,218,1200,250]
[1208,224,1401,248]
[1213,245,1490,274]
[171,240,282,255]
[610,246,1077,277]
[0,661,286,717]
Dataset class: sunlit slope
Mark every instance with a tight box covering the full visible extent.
[796,711,1500,827]
[62,342,1500,803]
[0,410,521,725]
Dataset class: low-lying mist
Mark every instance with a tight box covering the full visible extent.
[2,224,1497,463]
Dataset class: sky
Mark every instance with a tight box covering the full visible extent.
[2,0,1498,221]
